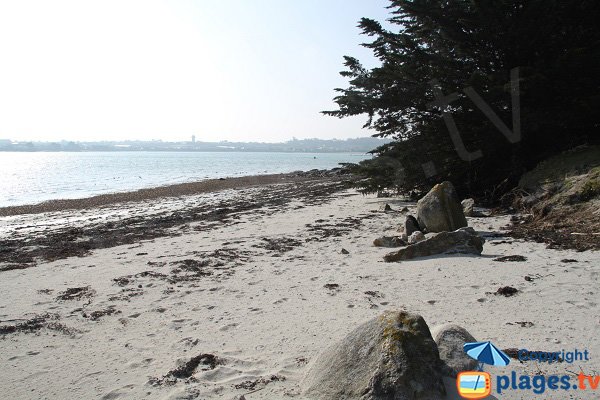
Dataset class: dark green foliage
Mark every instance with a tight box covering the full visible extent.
[326,0,600,201]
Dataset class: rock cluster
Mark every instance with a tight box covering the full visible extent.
[383,182,484,262]
[384,227,484,262]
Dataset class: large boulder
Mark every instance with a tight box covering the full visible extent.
[430,324,478,377]
[417,182,468,233]
[384,227,484,262]
[302,311,446,400]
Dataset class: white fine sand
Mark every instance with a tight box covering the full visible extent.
[0,188,598,400]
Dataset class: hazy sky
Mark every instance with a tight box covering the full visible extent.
[0,0,391,142]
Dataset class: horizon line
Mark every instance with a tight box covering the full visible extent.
[0,136,388,144]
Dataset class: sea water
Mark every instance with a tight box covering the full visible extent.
[0,151,368,207]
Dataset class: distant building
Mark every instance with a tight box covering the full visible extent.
[191,135,196,143]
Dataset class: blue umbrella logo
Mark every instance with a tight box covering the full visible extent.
[464,341,511,370]
[462,341,510,397]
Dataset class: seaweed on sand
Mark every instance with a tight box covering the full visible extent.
[493,255,527,262]
[149,354,220,386]
[82,306,121,321]
[495,286,519,297]
[0,313,80,336]
[56,286,95,301]
[253,237,303,253]
[234,374,286,390]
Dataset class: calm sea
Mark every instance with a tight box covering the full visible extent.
[0,152,368,207]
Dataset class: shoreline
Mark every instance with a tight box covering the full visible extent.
[1,187,597,400]
[0,174,350,268]
[0,169,346,217]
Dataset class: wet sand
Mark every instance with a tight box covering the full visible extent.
[0,170,344,217]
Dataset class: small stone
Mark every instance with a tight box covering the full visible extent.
[341,248,350,255]
[373,236,405,248]
[404,215,421,236]
[408,231,425,244]
[461,198,475,217]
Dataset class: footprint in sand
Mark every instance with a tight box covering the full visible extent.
[566,300,596,308]
[127,358,154,368]
[100,385,136,400]
[220,323,238,332]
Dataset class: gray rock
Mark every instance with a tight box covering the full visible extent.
[461,198,475,217]
[408,231,425,245]
[302,310,446,400]
[373,236,405,248]
[381,203,393,212]
[430,324,478,377]
[404,215,421,237]
[417,182,468,233]
[384,227,484,262]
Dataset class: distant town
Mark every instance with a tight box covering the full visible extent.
[0,136,389,153]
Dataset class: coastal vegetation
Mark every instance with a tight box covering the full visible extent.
[326,0,600,202]
[510,145,600,250]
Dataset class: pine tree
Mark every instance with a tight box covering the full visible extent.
[326,0,600,200]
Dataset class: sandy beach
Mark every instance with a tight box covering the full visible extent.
[1,176,598,399]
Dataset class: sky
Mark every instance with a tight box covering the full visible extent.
[0,0,392,143]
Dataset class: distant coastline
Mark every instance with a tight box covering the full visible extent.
[0,137,390,153]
